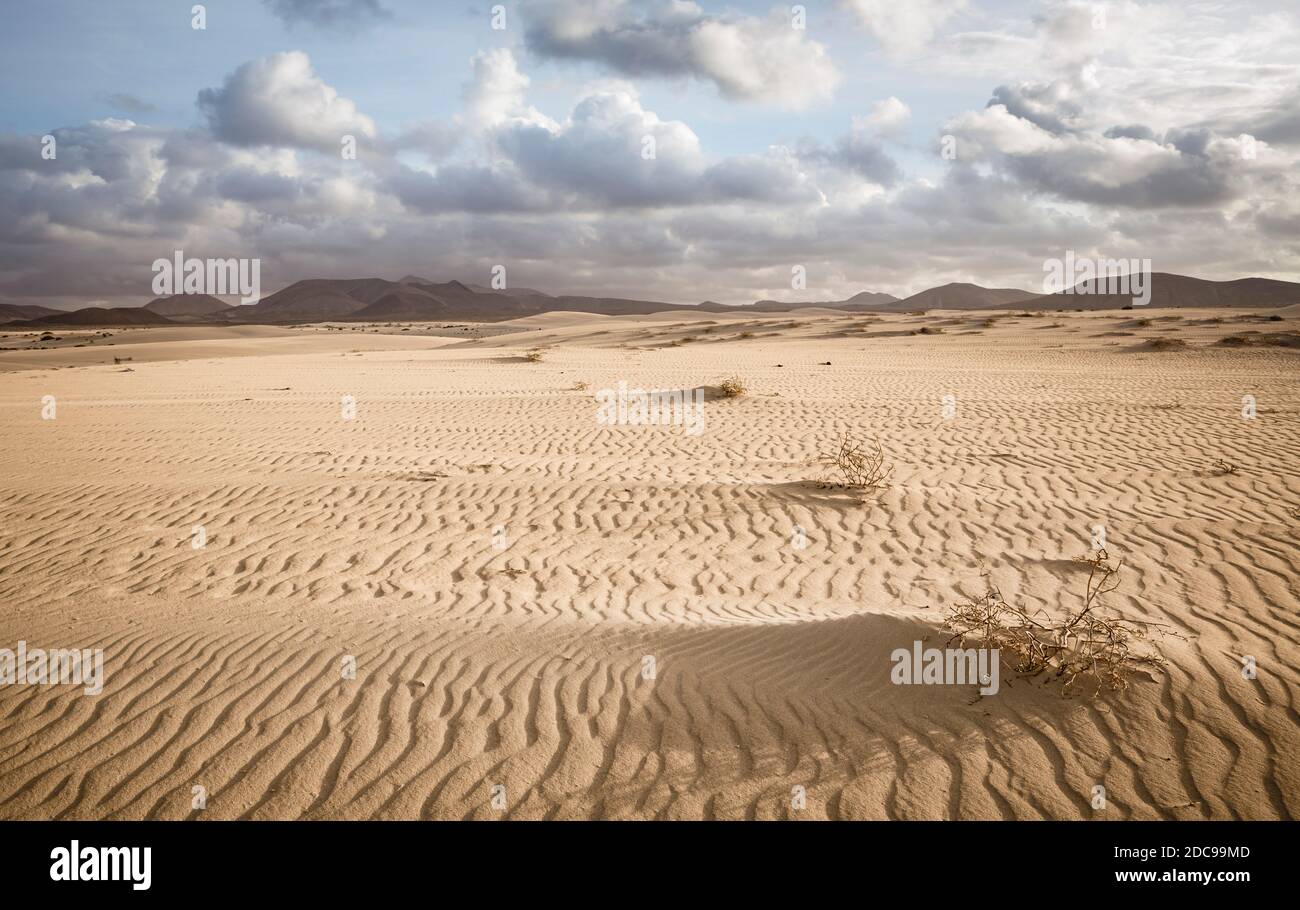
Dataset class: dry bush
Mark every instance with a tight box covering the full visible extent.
[717,376,747,398]
[570,380,589,391]
[817,432,891,493]
[945,550,1173,695]
[1210,457,1238,475]
[524,349,545,362]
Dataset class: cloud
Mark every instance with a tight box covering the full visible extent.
[797,128,901,187]
[102,93,157,114]
[461,48,554,131]
[947,101,1243,208]
[1250,89,1300,145]
[264,0,390,28]
[4,6,1300,311]
[524,0,839,107]
[197,51,378,152]
[388,70,828,212]
[857,97,910,135]
[840,0,967,54]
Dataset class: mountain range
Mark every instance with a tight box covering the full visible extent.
[5,273,1300,327]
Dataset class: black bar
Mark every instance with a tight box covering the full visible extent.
[1,820,1286,897]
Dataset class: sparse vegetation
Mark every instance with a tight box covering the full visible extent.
[1219,332,1300,348]
[524,349,545,362]
[570,380,589,391]
[1210,458,1238,476]
[945,550,1174,695]
[717,376,747,398]
[817,432,891,494]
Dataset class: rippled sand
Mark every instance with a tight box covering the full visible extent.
[1,307,1296,819]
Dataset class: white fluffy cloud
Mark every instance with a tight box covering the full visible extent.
[198,51,377,152]
[840,0,967,54]
[524,0,840,107]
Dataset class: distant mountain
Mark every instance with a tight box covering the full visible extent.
[0,303,63,324]
[891,283,1039,310]
[842,291,901,307]
[14,307,176,327]
[219,278,401,322]
[401,275,552,297]
[19,272,1297,327]
[1020,273,1300,309]
[144,294,232,317]
[220,277,697,323]
[747,292,900,312]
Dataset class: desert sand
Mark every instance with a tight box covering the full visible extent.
[0,307,1296,819]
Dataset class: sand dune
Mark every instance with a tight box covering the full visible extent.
[0,308,1296,819]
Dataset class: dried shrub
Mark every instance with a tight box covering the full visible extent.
[524,349,545,362]
[817,432,891,493]
[571,380,589,391]
[1210,458,1237,475]
[945,550,1173,695]
[717,376,747,398]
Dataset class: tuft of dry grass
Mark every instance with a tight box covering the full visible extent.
[816,431,891,494]
[945,550,1174,695]
[717,376,747,398]
[524,349,545,362]
[570,380,589,391]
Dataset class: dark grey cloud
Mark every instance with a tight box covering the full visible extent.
[522,0,838,106]
[953,88,1245,209]
[797,133,900,187]
[1251,90,1300,146]
[384,162,552,214]
[1103,124,1157,141]
[988,83,1080,135]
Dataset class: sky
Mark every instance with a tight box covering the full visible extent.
[1,0,1298,308]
